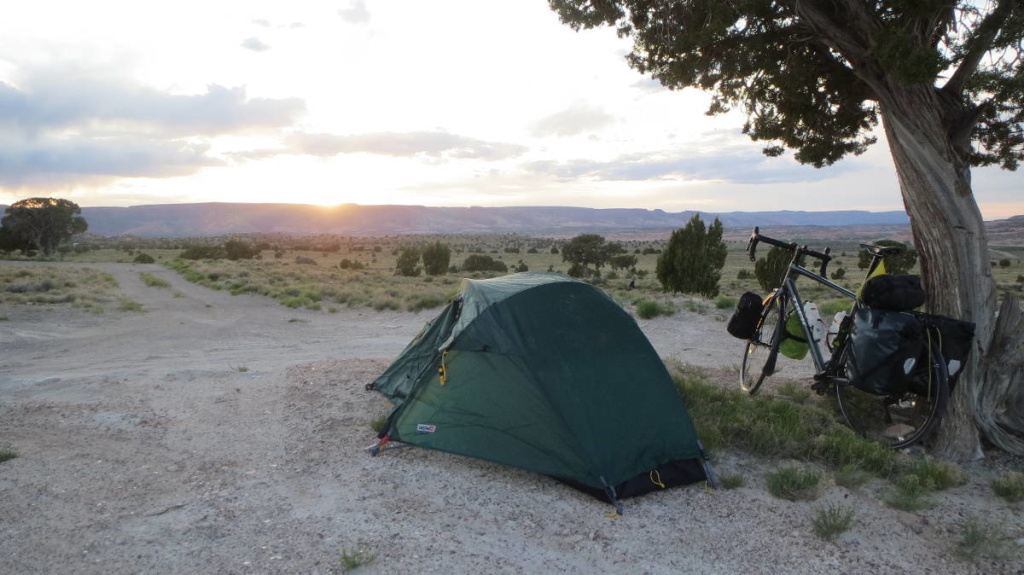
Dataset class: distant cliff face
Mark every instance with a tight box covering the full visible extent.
[71,202,914,238]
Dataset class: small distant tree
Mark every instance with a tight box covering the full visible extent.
[224,240,259,261]
[561,234,623,277]
[421,241,452,276]
[754,246,791,292]
[610,253,638,271]
[462,254,508,273]
[831,268,847,281]
[857,240,918,274]
[1,198,88,256]
[395,247,421,277]
[655,215,727,297]
[180,245,226,260]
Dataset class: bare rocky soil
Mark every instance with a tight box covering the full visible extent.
[1,262,1021,574]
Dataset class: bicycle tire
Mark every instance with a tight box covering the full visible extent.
[740,294,783,394]
[835,341,949,449]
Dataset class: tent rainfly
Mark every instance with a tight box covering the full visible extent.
[367,272,713,512]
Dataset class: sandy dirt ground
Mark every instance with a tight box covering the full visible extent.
[1,262,1022,574]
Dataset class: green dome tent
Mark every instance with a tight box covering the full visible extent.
[368,272,712,510]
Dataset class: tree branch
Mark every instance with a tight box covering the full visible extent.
[943,0,1016,96]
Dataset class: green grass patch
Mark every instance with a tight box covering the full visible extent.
[140,272,171,288]
[833,464,872,489]
[0,447,19,463]
[635,299,676,319]
[339,548,377,572]
[812,503,854,542]
[715,295,737,309]
[953,519,1015,562]
[885,475,934,511]
[991,471,1024,503]
[766,466,821,501]
[719,473,745,489]
[117,298,145,312]
[370,415,389,434]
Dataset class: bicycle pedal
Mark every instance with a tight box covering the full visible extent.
[810,381,829,395]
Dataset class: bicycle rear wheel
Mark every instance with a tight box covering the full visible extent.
[835,342,949,449]
[741,294,783,394]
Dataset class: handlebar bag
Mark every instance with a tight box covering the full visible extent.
[846,308,925,395]
[860,274,927,310]
[727,291,763,339]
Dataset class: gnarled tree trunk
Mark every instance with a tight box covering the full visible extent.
[876,84,1024,460]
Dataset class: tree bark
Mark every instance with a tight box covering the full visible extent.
[875,84,1024,460]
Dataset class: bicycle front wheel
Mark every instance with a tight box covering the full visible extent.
[835,342,949,449]
[741,294,783,394]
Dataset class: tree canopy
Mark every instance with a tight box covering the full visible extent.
[1,198,88,256]
[561,233,624,277]
[549,0,1023,170]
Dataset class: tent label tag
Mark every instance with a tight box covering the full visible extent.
[416,424,436,434]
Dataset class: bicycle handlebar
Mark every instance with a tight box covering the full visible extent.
[747,227,832,277]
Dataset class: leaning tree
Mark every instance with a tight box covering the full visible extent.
[2,197,88,257]
[549,0,1024,459]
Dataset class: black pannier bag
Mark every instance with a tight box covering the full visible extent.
[860,274,927,310]
[912,313,976,392]
[727,291,763,339]
[846,308,926,395]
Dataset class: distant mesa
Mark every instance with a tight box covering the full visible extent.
[65,202,914,238]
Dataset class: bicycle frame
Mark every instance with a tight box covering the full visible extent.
[773,262,858,374]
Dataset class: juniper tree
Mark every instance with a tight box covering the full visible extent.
[656,214,728,298]
[550,0,1024,458]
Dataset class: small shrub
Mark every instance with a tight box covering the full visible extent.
[812,503,854,542]
[991,471,1024,503]
[340,549,377,572]
[295,256,318,266]
[715,296,736,309]
[0,447,18,463]
[133,252,156,264]
[766,466,821,501]
[833,464,872,489]
[117,298,144,312]
[902,456,965,491]
[370,415,388,434]
[954,520,1012,561]
[635,299,676,319]
[140,273,171,288]
[886,475,933,511]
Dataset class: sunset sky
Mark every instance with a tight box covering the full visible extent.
[1,0,1020,219]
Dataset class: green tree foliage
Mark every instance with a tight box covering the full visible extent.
[655,215,727,297]
[180,245,226,260]
[1,198,88,256]
[421,241,452,276]
[754,246,792,293]
[549,1,1022,170]
[610,253,638,271]
[395,247,421,277]
[561,234,624,278]
[461,254,508,273]
[857,240,918,274]
[224,240,260,261]
[0,226,28,254]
